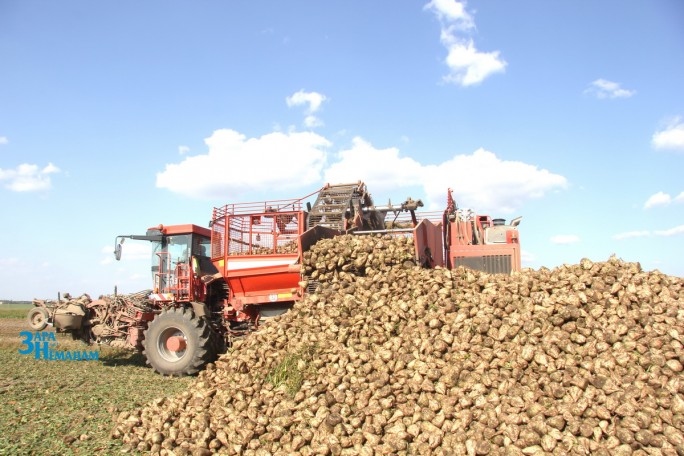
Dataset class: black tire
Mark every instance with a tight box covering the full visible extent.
[27,307,49,331]
[142,307,215,376]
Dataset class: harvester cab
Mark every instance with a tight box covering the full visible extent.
[114,224,216,303]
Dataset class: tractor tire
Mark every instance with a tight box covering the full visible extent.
[142,307,215,376]
[27,307,49,331]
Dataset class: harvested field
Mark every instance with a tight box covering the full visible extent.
[0,307,192,455]
[115,234,684,455]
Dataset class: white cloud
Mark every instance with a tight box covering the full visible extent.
[644,191,672,209]
[585,79,636,99]
[101,243,151,265]
[100,245,115,265]
[178,145,190,155]
[654,225,684,237]
[613,230,651,241]
[425,0,506,86]
[43,163,59,174]
[286,90,327,114]
[443,40,507,87]
[304,115,324,128]
[521,249,535,266]
[652,117,684,151]
[424,0,474,30]
[287,90,328,129]
[157,129,566,214]
[0,136,8,145]
[0,162,60,192]
[422,148,566,213]
[324,137,423,191]
[643,191,684,208]
[550,234,580,245]
[156,129,330,199]
[325,140,566,213]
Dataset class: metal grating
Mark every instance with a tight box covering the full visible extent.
[306,280,321,294]
[454,255,512,274]
[224,213,300,256]
[307,184,358,230]
[211,219,226,259]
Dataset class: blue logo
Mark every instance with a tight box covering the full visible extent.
[18,331,99,361]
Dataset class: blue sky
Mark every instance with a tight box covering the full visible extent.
[1,1,683,300]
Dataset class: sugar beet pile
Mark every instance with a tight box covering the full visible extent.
[114,234,684,455]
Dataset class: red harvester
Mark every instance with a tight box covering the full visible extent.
[29,182,521,375]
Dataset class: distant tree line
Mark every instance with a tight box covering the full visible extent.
[0,299,32,305]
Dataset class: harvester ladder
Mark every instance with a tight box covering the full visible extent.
[307,184,359,230]
[171,263,191,301]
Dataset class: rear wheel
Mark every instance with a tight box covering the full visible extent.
[27,307,49,331]
[142,307,215,376]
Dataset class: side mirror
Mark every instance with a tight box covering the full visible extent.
[114,238,124,261]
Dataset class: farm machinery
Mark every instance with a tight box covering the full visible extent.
[29,182,521,375]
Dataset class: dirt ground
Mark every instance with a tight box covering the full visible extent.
[0,318,28,333]
[0,317,41,345]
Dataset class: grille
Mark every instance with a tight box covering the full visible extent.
[306,280,321,294]
[453,255,512,274]
[211,220,226,259]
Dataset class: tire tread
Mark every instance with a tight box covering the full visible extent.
[142,306,216,376]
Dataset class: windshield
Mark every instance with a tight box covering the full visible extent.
[148,233,214,294]
[151,235,192,269]
[167,234,191,263]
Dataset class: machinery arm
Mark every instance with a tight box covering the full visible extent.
[113,233,163,261]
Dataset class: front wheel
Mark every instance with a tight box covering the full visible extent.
[142,307,215,376]
[27,307,49,331]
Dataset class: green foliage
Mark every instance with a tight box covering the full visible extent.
[0,304,33,319]
[266,344,316,397]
